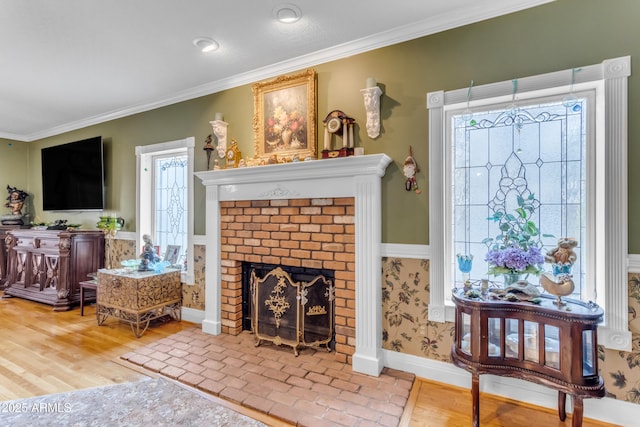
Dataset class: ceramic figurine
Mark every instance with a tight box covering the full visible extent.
[545,237,578,265]
[139,234,160,271]
[541,237,578,305]
[402,147,420,194]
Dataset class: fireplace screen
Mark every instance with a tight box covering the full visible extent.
[250,266,334,356]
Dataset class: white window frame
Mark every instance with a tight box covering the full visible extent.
[135,137,195,285]
[427,56,631,351]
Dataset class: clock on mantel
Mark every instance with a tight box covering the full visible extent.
[225,139,242,168]
[322,110,355,159]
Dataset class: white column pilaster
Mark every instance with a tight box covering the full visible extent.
[202,183,222,335]
[351,174,383,376]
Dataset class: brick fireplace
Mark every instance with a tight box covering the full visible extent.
[220,197,354,360]
[196,154,392,376]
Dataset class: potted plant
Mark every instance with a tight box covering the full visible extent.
[482,194,547,286]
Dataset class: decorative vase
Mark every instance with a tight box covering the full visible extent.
[456,254,473,274]
[502,273,523,287]
[456,253,473,288]
[281,128,292,148]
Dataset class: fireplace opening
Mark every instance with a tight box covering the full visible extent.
[242,262,335,355]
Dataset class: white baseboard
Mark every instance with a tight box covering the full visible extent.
[181,307,204,324]
[383,348,469,388]
[382,349,637,426]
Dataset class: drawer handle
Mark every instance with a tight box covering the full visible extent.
[111,279,122,288]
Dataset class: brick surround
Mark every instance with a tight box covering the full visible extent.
[219,197,356,363]
[196,154,392,376]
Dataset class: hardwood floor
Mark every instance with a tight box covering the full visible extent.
[0,294,189,400]
[0,295,618,426]
[402,379,617,427]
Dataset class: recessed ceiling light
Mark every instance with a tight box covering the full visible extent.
[273,3,302,24]
[192,37,219,53]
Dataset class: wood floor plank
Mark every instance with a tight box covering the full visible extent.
[0,296,189,401]
[404,378,619,427]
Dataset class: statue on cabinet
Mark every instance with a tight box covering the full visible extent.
[139,234,160,271]
[2,185,28,225]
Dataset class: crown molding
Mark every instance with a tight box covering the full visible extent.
[16,0,554,142]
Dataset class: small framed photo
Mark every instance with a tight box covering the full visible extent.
[164,245,181,264]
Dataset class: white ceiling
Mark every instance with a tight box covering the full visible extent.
[0,0,552,142]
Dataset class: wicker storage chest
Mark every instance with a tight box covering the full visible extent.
[96,268,181,337]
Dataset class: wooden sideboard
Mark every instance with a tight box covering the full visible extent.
[451,289,605,427]
[0,225,28,289]
[4,229,104,311]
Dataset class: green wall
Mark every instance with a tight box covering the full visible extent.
[0,138,29,218]
[9,0,640,248]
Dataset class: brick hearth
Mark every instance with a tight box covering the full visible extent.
[219,197,356,363]
[121,327,415,426]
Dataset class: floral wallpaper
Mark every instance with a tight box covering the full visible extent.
[382,257,453,363]
[110,239,206,311]
[105,243,640,405]
[110,238,136,264]
[181,243,206,310]
[381,257,640,406]
[605,275,640,403]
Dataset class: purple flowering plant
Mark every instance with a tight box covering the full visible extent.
[482,194,549,276]
[485,245,545,275]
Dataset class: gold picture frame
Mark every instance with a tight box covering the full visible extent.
[253,69,317,161]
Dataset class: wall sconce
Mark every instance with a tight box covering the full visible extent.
[361,77,382,139]
[209,113,228,159]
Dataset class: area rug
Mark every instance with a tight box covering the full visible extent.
[1,377,267,427]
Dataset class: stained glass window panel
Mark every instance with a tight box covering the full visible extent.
[451,97,587,292]
[154,154,188,262]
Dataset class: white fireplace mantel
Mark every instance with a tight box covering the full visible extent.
[196,154,392,376]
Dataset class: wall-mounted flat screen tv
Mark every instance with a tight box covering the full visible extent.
[41,136,105,211]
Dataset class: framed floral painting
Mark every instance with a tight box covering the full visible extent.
[252,69,317,161]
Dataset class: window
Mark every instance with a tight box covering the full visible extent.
[450,93,590,296]
[136,137,195,284]
[427,57,631,351]
[154,154,188,254]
